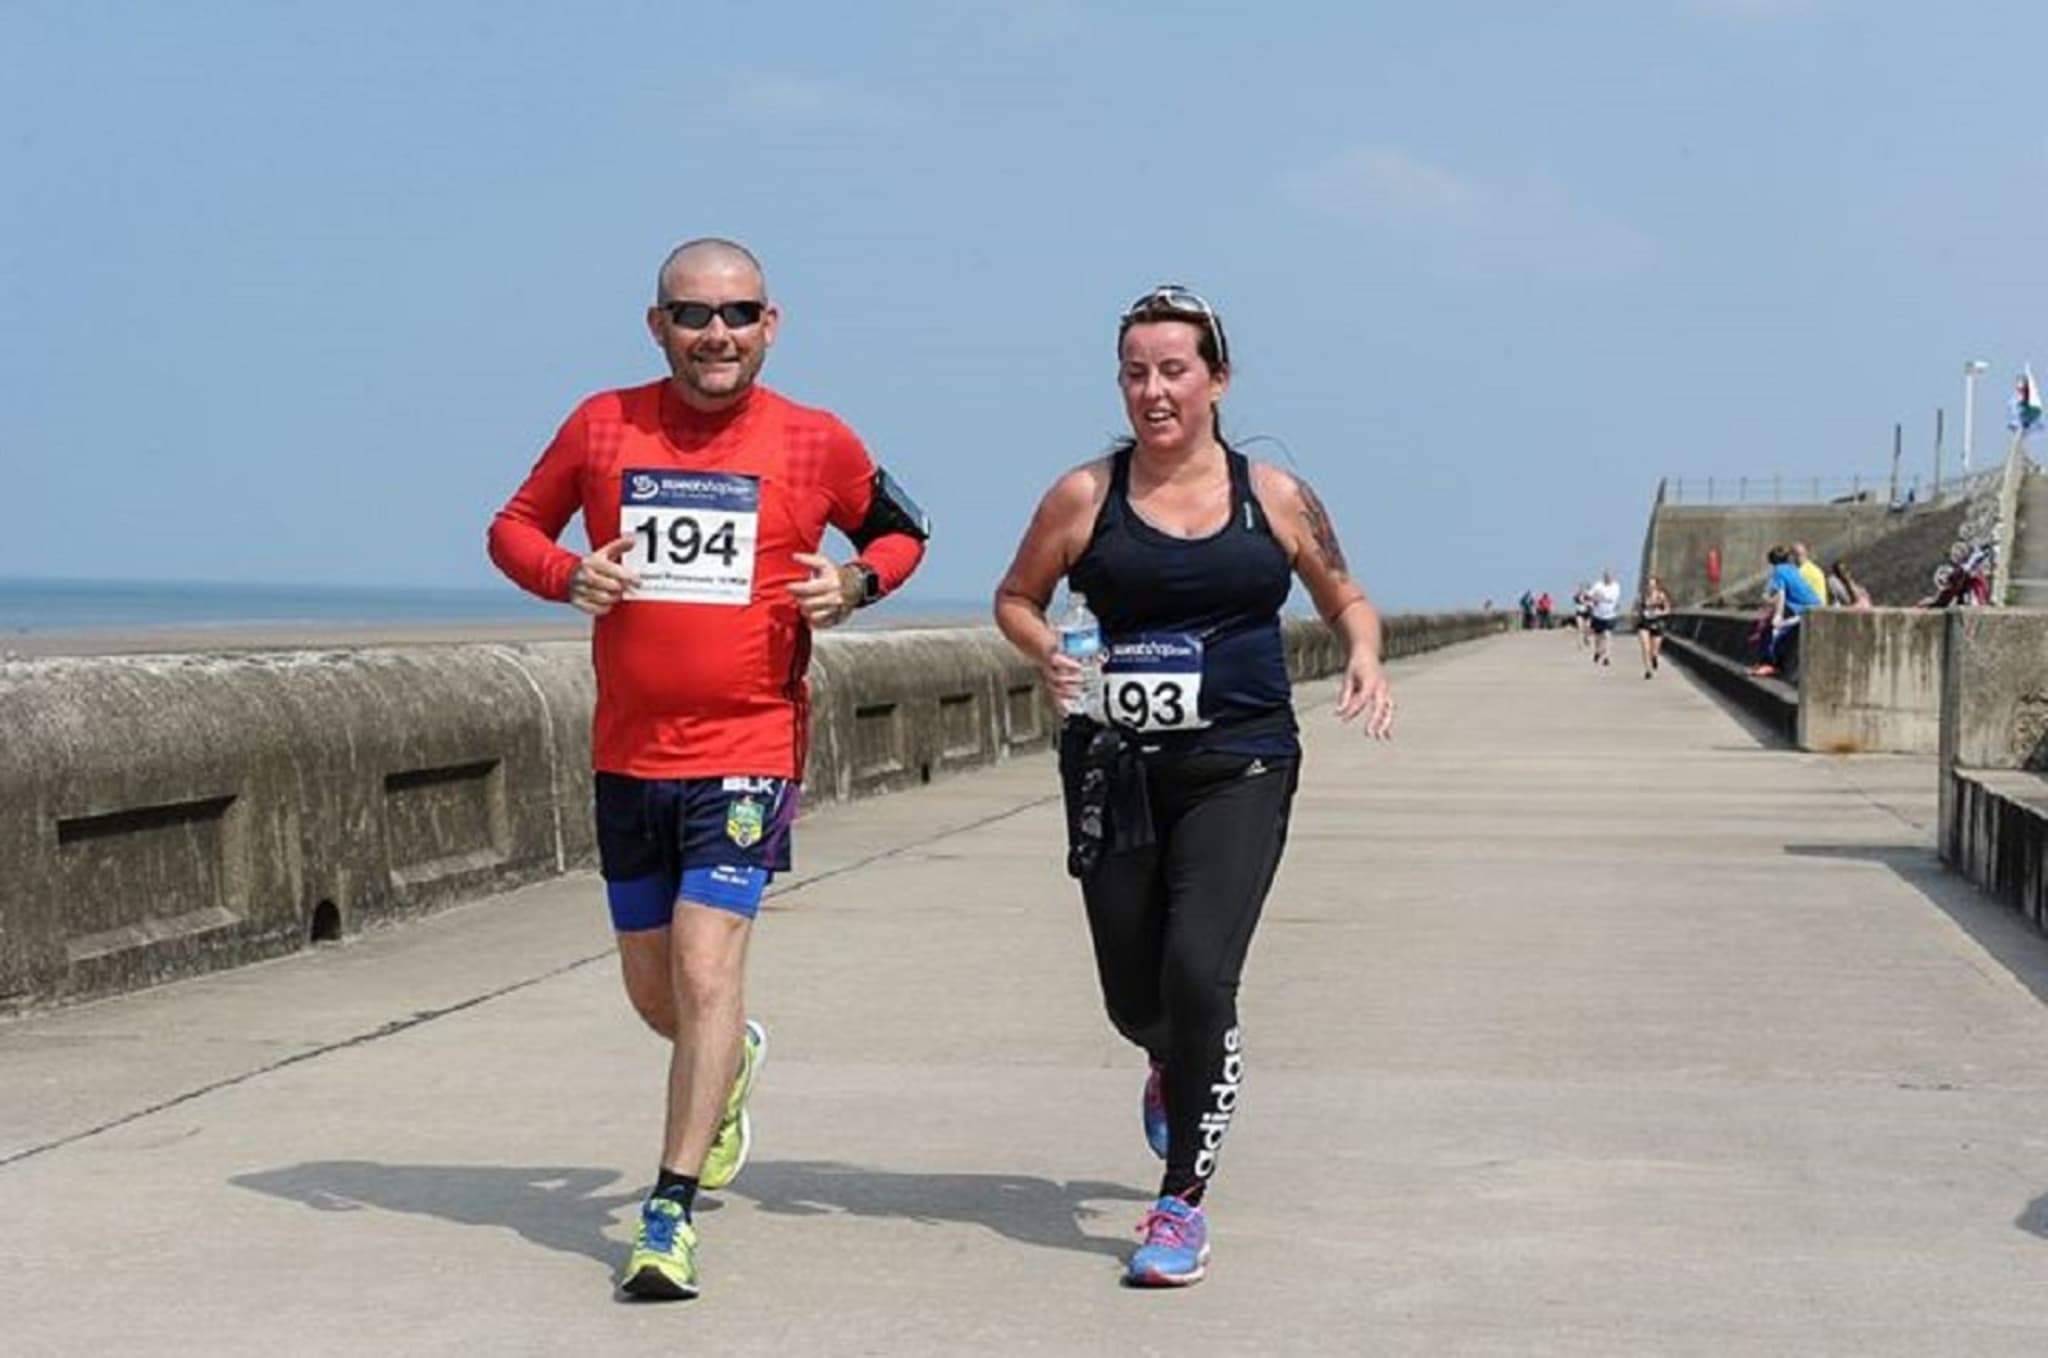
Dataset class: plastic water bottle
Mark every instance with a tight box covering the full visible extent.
[1054,590,1105,721]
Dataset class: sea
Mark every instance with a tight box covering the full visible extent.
[0,576,987,638]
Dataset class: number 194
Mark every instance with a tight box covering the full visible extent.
[633,514,739,567]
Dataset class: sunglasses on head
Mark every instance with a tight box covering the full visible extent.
[658,298,767,329]
[1120,284,1228,365]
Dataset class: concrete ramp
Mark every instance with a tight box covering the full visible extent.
[6,634,2048,1354]
[2009,466,2048,608]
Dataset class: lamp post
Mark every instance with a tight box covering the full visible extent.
[1963,359,1990,474]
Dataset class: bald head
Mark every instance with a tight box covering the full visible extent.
[655,238,767,302]
[646,237,779,410]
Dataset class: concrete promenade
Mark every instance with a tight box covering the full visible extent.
[6,632,2048,1355]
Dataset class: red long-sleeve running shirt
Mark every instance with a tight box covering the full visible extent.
[488,380,925,779]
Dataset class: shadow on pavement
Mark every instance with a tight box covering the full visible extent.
[721,1159,1151,1259]
[1783,841,2048,1007]
[2018,1191,2048,1240]
[229,1162,639,1267]
[229,1159,1149,1266]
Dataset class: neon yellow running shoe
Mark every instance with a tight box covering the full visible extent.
[700,1018,767,1191]
[620,1196,699,1300]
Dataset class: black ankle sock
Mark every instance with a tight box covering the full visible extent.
[653,1169,699,1220]
[1159,1176,1205,1208]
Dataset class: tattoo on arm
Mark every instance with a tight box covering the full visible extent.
[1297,479,1349,577]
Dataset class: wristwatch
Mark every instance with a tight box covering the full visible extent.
[845,561,882,609]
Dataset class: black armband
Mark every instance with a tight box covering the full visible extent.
[849,467,931,548]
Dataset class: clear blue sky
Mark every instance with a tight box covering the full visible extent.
[6,1,2044,611]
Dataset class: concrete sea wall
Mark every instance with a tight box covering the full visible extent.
[1642,504,1894,608]
[1662,607,1951,757]
[1795,609,1946,755]
[0,612,1508,1012]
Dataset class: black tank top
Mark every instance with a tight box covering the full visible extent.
[1067,446,1299,757]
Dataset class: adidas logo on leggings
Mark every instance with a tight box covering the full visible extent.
[1193,1025,1244,1180]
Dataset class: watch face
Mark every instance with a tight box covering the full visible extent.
[859,566,882,603]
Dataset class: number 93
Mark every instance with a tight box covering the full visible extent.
[1111,679,1187,730]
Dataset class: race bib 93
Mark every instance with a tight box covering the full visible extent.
[1103,632,1208,732]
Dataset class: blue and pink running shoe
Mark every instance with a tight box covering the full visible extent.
[1125,1195,1209,1287]
[1142,1061,1168,1160]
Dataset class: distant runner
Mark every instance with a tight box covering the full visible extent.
[1587,568,1621,668]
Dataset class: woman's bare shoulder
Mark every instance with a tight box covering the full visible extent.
[1040,455,1115,517]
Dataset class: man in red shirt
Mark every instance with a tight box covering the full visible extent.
[488,238,928,1299]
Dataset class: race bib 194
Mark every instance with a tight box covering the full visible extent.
[1103,632,1208,732]
[619,470,759,606]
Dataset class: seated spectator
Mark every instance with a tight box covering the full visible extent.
[1828,558,1873,610]
[1792,541,1831,605]
[1750,545,1819,678]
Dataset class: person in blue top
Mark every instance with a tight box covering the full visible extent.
[1751,545,1820,678]
[993,284,1394,1289]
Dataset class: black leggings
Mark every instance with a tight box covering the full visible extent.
[1065,743,1300,1202]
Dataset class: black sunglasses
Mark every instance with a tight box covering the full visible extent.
[657,299,767,329]
[1120,284,1228,365]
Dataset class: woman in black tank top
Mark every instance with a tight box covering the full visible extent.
[1066,442,1298,756]
[993,284,1396,1289]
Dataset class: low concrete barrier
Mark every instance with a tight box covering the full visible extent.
[1796,609,1945,755]
[1664,610,1763,663]
[1289,609,1512,677]
[0,612,1507,1011]
[0,645,597,1010]
[1939,610,2048,930]
[805,628,1045,804]
[1660,610,1797,743]
[1662,607,1952,755]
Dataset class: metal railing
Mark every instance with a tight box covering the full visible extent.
[1662,466,2003,508]
[1938,462,2013,509]
[1662,475,1891,506]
